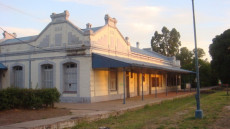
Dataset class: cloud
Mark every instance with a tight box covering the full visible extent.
[118,6,162,23]
[41,0,230,61]
[58,0,127,7]
[58,0,164,46]
[0,27,40,39]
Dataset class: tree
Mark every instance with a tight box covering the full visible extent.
[177,47,218,87]
[193,48,205,59]
[209,29,230,94]
[199,59,217,87]
[176,47,193,69]
[151,26,181,57]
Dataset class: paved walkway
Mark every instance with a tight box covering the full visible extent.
[0,88,212,129]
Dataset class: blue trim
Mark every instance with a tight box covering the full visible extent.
[92,54,130,68]
[0,63,7,70]
[92,53,194,73]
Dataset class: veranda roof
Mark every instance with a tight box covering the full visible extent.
[0,62,7,70]
[92,53,194,74]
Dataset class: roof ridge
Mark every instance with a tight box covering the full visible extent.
[130,46,172,61]
[143,48,172,59]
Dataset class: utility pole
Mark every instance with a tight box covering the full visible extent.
[192,0,203,118]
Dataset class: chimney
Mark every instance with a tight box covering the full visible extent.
[86,23,92,29]
[104,14,117,27]
[2,31,16,39]
[125,37,129,42]
[12,33,17,38]
[136,42,140,49]
[125,37,130,46]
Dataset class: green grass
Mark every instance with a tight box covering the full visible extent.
[73,91,230,129]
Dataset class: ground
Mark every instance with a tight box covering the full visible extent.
[74,91,230,129]
[0,108,71,126]
[0,90,229,129]
[210,105,230,129]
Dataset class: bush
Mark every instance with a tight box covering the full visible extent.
[0,88,60,110]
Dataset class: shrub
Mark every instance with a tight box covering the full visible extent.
[0,88,60,110]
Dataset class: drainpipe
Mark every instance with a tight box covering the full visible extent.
[29,55,31,89]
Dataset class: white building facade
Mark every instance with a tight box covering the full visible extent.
[0,11,191,103]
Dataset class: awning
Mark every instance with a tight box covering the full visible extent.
[92,53,194,74]
[0,63,7,70]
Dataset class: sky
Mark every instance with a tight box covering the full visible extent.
[0,0,230,61]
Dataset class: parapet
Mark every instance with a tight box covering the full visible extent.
[50,10,69,23]
[104,14,117,27]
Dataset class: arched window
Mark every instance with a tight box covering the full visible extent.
[41,64,53,88]
[63,62,77,92]
[13,66,23,88]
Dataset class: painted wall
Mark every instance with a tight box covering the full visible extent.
[91,25,130,57]
[91,68,125,102]
[0,11,92,102]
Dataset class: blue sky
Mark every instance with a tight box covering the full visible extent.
[0,0,230,61]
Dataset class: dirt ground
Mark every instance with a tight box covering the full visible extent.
[210,106,230,129]
[0,108,71,126]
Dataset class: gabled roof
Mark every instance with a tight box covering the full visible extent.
[0,35,38,45]
[0,22,104,46]
[81,26,103,33]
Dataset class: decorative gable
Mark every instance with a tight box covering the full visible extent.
[38,35,50,47]
[34,10,88,49]
[90,14,130,55]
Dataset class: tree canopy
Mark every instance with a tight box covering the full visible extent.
[177,47,217,87]
[176,47,193,69]
[151,26,181,57]
[209,29,230,84]
[193,48,205,59]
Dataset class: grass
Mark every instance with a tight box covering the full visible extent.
[73,91,230,129]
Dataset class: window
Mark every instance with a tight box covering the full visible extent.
[63,62,77,92]
[55,33,62,46]
[13,66,23,88]
[109,69,117,91]
[152,77,159,87]
[41,64,53,88]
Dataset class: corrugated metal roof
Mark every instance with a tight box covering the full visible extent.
[92,53,194,73]
[0,35,38,45]
[0,63,7,70]
[81,26,103,33]
[130,46,173,61]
